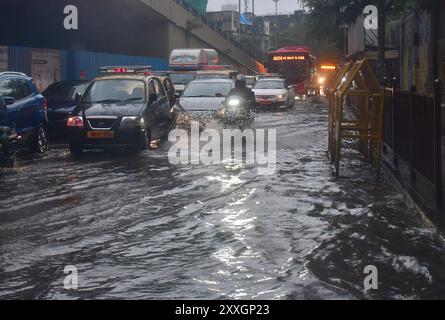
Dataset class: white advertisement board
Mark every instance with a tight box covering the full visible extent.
[31,49,61,91]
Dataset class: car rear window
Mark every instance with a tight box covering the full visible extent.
[254,81,286,90]
[168,73,196,85]
[43,82,88,102]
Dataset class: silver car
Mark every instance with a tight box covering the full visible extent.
[177,79,235,116]
[252,78,296,110]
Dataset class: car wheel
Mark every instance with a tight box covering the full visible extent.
[69,144,83,155]
[32,124,49,153]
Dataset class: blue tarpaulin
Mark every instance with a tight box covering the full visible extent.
[240,13,252,25]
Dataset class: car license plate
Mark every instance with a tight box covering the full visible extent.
[87,131,114,139]
[258,100,272,105]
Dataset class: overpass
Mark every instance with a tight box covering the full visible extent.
[0,0,264,74]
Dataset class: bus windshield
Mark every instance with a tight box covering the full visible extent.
[268,57,309,81]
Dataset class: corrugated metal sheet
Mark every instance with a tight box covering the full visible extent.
[6,46,169,82]
[70,50,168,80]
[8,46,31,75]
[60,50,69,80]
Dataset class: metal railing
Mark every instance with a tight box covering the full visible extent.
[382,80,443,215]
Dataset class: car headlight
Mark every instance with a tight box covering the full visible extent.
[120,117,145,130]
[227,98,241,107]
[276,94,285,101]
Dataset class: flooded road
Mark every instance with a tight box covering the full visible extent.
[1,102,445,300]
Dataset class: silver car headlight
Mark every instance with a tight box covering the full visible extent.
[276,94,286,101]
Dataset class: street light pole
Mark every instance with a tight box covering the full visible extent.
[252,0,255,55]
[239,0,242,42]
[273,0,279,49]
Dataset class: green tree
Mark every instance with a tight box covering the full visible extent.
[276,13,343,63]
[299,0,433,80]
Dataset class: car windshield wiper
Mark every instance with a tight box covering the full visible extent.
[122,98,145,103]
[186,95,218,98]
[91,99,123,104]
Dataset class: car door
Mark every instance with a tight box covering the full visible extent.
[163,78,175,107]
[14,79,40,138]
[146,79,161,130]
[152,78,170,123]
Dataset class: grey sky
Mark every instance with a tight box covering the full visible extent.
[207,0,303,15]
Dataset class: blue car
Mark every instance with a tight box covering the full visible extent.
[0,71,49,153]
[42,80,89,135]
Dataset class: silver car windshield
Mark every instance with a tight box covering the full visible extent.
[183,82,232,98]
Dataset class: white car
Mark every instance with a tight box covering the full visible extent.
[252,78,296,110]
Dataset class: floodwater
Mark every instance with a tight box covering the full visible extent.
[1,102,445,300]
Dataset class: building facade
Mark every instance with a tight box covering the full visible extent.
[206,11,241,42]
[206,11,272,61]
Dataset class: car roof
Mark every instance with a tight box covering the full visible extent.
[94,74,157,81]
[196,70,235,74]
[47,80,89,86]
[0,71,30,79]
[188,78,234,84]
[167,70,197,74]
[257,78,285,81]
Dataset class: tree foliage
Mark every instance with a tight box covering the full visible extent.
[276,14,343,62]
[299,0,432,42]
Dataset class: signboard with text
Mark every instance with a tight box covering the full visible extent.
[31,48,61,91]
[272,55,306,61]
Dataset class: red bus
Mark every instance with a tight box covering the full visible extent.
[267,46,318,98]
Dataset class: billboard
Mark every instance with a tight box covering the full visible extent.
[0,46,8,72]
[31,48,61,91]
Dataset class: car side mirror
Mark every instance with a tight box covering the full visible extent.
[75,93,82,104]
[3,96,15,105]
[149,93,158,104]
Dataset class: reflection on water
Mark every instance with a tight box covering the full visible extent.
[1,104,445,299]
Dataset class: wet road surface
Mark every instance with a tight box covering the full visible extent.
[1,102,445,299]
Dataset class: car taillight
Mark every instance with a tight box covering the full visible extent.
[67,116,84,127]
[43,98,48,110]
